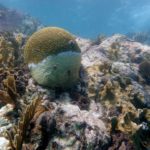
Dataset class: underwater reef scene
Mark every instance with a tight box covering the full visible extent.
[0,4,149,150]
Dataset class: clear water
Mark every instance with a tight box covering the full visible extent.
[0,0,150,38]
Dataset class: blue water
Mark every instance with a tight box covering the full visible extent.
[0,0,150,38]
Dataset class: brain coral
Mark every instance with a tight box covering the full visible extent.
[24,27,81,88]
[24,27,80,64]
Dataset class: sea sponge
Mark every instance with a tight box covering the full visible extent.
[24,27,81,88]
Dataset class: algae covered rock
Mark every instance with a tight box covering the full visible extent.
[24,27,81,88]
[45,101,109,150]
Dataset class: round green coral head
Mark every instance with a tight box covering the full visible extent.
[24,27,81,88]
[24,27,81,64]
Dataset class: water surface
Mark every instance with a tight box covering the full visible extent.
[0,0,150,38]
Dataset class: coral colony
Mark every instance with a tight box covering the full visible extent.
[0,5,149,150]
[24,27,81,88]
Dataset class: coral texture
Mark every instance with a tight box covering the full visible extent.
[0,9,149,149]
[24,27,81,88]
[24,27,80,64]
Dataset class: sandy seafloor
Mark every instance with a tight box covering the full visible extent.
[0,5,149,150]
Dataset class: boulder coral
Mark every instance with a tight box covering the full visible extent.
[24,27,81,88]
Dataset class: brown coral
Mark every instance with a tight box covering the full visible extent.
[6,96,41,150]
[0,75,19,107]
[0,32,25,69]
[24,27,80,64]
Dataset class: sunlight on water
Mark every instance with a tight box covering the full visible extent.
[0,0,150,38]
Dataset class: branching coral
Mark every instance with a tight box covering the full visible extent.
[0,66,29,107]
[0,35,14,67]
[0,75,19,107]
[6,96,41,150]
[0,32,25,69]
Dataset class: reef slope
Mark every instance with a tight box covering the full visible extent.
[0,7,149,150]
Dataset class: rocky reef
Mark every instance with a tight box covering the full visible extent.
[0,6,149,150]
[0,4,41,35]
[78,34,150,149]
